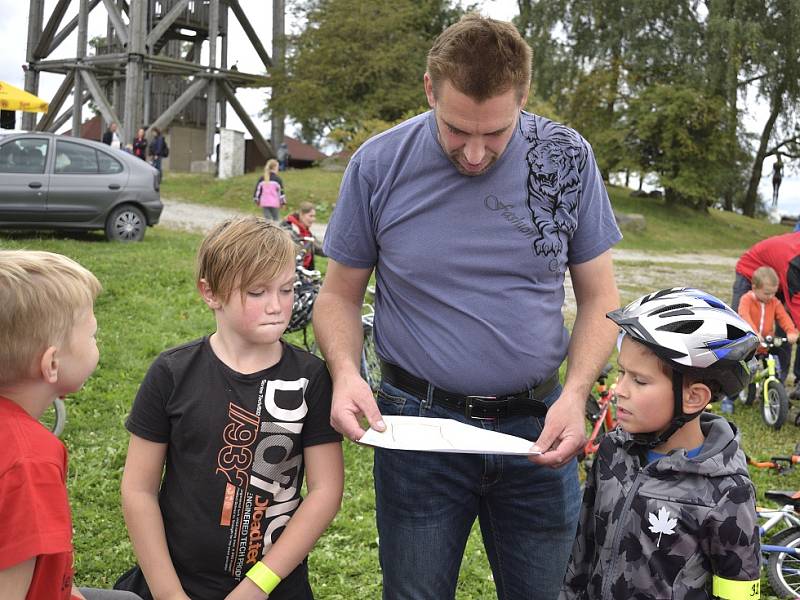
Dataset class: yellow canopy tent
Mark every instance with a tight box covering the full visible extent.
[0,81,48,113]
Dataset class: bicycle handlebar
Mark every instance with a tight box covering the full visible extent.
[747,454,800,472]
[762,336,789,348]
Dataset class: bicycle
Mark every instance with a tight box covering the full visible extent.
[39,397,66,437]
[756,493,800,598]
[581,364,616,472]
[747,446,800,598]
[360,285,381,393]
[738,336,790,430]
[286,236,323,353]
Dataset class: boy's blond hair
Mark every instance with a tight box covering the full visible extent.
[752,265,779,289]
[196,216,296,303]
[427,13,532,102]
[0,250,101,385]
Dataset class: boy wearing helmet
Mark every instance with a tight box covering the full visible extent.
[560,288,761,600]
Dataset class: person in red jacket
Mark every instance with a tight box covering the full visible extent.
[733,232,800,390]
[283,202,324,270]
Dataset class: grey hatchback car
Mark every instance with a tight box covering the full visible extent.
[0,132,163,241]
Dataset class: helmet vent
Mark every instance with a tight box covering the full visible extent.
[726,324,747,340]
[649,303,691,316]
[655,320,702,334]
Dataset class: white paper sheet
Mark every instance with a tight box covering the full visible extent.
[358,415,541,455]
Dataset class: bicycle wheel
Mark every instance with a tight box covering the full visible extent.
[360,324,381,393]
[762,379,789,430]
[738,382,756,406]
[40,398,66,437]
[767,526,800,598]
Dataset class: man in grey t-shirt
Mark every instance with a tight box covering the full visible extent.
[314,14,621,600]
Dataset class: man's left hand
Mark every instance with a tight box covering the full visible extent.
[528,391,586,468]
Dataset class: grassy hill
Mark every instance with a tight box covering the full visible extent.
[1,171,797,598]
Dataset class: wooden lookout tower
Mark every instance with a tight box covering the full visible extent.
[21,0,285,161]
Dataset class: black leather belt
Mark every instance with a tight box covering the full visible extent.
[379,360,557,419]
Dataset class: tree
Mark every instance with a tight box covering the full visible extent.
[626,85,729,211]
[705,0,765,211]
[269,0,467,143]
[518,0,800,214]
[741,0,800,216]
[516,0,708,184]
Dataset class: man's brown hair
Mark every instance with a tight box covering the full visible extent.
[0,251,101,385]
[196,216,296,304]
[426,13,532,102]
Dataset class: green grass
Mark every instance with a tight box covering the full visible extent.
[1,185,798,598]
[610,188,790,254]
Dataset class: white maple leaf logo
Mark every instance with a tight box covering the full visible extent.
[648,506,677,547]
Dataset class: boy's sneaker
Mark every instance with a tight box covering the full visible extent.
[791,385,800,400]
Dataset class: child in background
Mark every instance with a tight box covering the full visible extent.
[254,159,285,222]
[117,217,343,600]
[737,266,798,377]
[560,288,761,600]
[0,251,140,600]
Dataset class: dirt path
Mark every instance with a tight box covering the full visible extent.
[160,197,736,268]
[159,197,329,241]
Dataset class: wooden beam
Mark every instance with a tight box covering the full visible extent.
[228,0,271,69]
[218,79,273,159]
[48,0,101,56]
[34,0,71,59]
[35,71,74,131]
[79,69,124,139]
[100,0,129,47]
[146,0,190,51]
[148,77,208,132]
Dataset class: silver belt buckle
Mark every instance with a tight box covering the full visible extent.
[465,395,497,420]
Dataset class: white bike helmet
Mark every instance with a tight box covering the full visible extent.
[607,287,758,448]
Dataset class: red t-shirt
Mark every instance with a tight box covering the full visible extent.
[0,396,76,600]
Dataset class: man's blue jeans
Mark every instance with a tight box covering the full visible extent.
[373,380,580,600]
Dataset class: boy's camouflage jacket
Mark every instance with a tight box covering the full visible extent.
[560,413,761,600]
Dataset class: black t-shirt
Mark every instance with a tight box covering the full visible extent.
[124,337,340,599]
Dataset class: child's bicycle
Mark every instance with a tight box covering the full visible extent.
[581,364,616,472]
[748,448,800,597]
[757,492,800,598]
[738,336,790,430]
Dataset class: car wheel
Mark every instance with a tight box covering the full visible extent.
[105,204,146,242]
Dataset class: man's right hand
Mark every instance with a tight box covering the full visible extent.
[330,371,386,441]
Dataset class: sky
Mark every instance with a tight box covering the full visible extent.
[1,0,796,215]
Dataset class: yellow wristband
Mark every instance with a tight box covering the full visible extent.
[245,562,281,595]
